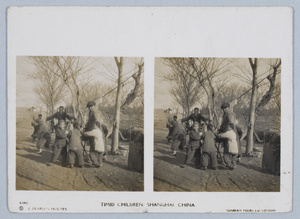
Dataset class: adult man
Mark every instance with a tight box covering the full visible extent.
[181,107,208,125]
[219,102,242,158]
[84,101,108,158]
[85,101,97,131]
[46,106,74,123]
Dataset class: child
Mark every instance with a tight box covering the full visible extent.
[31,114,43,141]
[180,122,202,168]
[166,115,178,144]
[216,123,239,170]
[67,122,84,168]
[49,120,68,166]
[170,122,185,156]
[201,124,218,170]
[35,119,51,154]
[84,121,105,168]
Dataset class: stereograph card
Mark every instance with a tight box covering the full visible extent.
[7,7,293,213]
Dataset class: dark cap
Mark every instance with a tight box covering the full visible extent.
[194,107,199,111]
[59,106,64,109]
[221,102,230,109]
[86,101,96,107]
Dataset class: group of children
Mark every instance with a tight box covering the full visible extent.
[34,117,106,169]
[170,119,239,170]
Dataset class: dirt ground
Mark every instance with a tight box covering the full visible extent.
[153,125,280,192]
[16,111,144,191]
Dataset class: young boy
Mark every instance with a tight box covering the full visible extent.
[84,121,105,168]
[201,124,218,170]
[170,122,185,156]
[31,114,43,141]
[35,119,51,154]
[67,122,84,168]
[216,123,239,170]
[49,120,68,166]
[166,115,178,144]
[180,122,202,168]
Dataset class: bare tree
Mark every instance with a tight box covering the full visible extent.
[111,57,124,153]
[29,56,94,121]
[163,58,202,116]
[246,58,258,155]
[27,58,66,114]
[256,59,281,112]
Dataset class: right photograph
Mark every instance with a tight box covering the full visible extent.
[154,57,281,192]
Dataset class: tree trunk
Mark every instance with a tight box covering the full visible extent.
[246,58,258,155]
[111,57,124,153]
[121,63,144,111]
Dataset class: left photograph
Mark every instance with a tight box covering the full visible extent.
[16,56,144,191]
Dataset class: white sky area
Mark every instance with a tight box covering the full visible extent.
[154,58,280,109]
[16,56,142,108]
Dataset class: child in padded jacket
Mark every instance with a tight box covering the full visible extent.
[180,122,202,168]
[216,123,239,170]
[67,122,84,168]
[83,121,105,168]
[49,120,68,166]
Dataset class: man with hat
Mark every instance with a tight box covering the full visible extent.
[85,101,97,132]
[218,102,242,158]
[84,100,108,163]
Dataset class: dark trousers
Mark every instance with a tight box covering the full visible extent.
[201,151,218,168]
[51,146,67,163]
[69,149,84,166]
[89,141,103,166]
[90,151,103,166]
[36,133,51,149]
[185,146,200,164]
[224,153,237,168]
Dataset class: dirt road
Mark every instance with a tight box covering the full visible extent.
[154,128,280,192]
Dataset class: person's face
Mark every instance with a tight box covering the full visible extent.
[59,121,65,129]
[222,107,229,114]
[193,124,199,131]
[89,105,95,111]
[38,116,42,119]
[59,107,64,114]
[194,109,199,115]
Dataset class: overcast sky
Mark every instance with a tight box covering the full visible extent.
[16,56,141,108]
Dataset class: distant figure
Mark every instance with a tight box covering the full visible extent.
[166,115,178,144]
[201,124,218,170]
[216,123,239,170]
[35,119,51,154]
[83,122,106,168]
[67,122,84,168]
